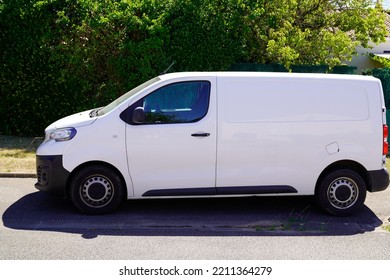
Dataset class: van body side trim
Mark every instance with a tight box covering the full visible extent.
[217,185,298,195]
[142,185,297,197]
[142,188,216,197]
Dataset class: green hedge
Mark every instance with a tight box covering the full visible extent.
[0,0,176,135]
[230,63,357,74]
[1,0,241,136]
[0,0,375,136]
[371,68,390,108]
[231,63,289,72]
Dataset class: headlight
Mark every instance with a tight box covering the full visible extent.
[48,128,77,142]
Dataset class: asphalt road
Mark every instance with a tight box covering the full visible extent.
[1,177,390,260]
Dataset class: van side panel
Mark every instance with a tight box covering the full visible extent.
[216,76,383,195]
[224,80,369,123]
[61,115,134,196]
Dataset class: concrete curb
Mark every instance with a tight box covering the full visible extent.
[0,173,36,178]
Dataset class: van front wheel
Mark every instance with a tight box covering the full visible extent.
[69,165,125,215]
[316,169,366,216]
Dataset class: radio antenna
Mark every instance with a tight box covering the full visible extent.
[161,61,175,75]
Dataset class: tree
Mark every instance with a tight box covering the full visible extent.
[0,0,387,136]
[233,0,387,68]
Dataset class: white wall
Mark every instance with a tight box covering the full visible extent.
[347,38,390,73]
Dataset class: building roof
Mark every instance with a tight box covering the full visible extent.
[385,13,390,36]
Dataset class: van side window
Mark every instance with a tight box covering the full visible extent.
[140,81,210,124]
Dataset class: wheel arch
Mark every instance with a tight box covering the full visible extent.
[65,160,128,200]
[315,160,371,194]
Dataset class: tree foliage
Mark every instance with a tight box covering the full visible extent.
[234,0,387,67]
[1,0,170,135]
[0,0,387,135]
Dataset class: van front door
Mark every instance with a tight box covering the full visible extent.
[123,79,217,197]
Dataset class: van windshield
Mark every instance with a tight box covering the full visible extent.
[96,76,161,116]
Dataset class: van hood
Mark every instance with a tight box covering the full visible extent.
[46,109,98,131]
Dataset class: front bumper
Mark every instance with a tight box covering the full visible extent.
[368,168,389,192]
[35,155,70,197]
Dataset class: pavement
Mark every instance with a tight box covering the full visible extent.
[1,177,390,260]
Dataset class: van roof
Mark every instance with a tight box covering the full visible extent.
[159,71,379,82]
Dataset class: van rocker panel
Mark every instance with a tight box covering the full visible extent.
[142,185,298,197]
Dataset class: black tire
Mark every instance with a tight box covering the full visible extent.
[315,169,366,216]
[69,165,125,215]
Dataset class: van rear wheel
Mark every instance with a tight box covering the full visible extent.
[315,169,366,216]
[69,165,125,215]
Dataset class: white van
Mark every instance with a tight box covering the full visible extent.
[35,72,389,215]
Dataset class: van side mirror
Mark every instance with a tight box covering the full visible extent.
[132,107,146,124]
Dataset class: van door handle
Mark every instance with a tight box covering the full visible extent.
[191,133,210,137]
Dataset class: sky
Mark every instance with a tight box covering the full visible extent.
[383,0,390,9]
